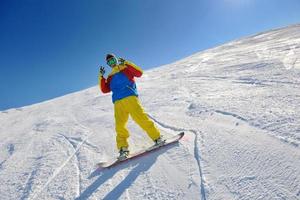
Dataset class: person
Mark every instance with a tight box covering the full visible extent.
[98,53,164,160]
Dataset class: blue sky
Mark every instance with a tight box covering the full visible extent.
[1,0,300,110]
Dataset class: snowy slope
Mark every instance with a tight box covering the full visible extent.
[1,24,300,200]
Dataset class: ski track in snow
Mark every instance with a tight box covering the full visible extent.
[30,120,95,200]
[149,114,207,200]
[0,143,15,170]
[20,157,43,200]
[57,133,82,196]
[214,108,300,147]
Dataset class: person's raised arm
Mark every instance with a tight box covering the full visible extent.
[98,66,111,93]
[124,60,143,77]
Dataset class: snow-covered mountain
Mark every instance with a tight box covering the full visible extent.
[1,24,300,200]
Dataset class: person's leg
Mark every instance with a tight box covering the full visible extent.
[125,96,160,141]
[114,99,130,150]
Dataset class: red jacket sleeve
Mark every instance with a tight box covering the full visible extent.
[125,61,143,77]
[99,76,111,93]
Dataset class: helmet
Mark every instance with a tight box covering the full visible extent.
[106,53,118,67]
[106,53,117,61]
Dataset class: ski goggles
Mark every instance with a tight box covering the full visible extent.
[107,57,117,66]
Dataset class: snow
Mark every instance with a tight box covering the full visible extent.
[1,24,300,200]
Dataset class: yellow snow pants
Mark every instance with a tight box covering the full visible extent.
[114,96,161,150]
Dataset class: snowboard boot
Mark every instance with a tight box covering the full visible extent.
[118,147,129,161]
[154,136,165,147]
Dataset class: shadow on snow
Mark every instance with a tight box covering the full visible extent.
[76,143,179,200]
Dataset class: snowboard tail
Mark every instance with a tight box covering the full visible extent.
[97,132,184,169]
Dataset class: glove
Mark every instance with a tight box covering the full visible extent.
[118,57,126,65]
[99,66,105,76]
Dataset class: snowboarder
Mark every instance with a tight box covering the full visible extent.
[98,54,163,160]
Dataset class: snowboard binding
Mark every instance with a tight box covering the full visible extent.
[118,147,129,161]
[154,136,166,147]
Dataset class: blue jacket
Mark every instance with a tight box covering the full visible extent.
[99,61,143,103]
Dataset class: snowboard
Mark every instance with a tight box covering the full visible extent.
[97,132,184,169]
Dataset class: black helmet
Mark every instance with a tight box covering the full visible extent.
[106,53,117,61]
